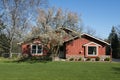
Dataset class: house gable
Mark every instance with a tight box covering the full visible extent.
[81,33,110,45]
[58,27,110,46]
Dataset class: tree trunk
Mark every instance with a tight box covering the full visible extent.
[9,38,13,58]
[53,45,60,61]
[55,45,60,56]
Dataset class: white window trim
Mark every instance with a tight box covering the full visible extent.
[83,42,101,46]
[31,44,43,55]
[86,45,98,56]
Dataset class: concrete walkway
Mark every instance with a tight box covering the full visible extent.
[112,58,120,62]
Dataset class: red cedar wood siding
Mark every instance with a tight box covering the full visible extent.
[22,43,30,55]
[65,35,107,58]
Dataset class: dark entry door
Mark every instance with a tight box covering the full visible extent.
[58,46,66,59]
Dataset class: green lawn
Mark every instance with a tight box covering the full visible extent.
[0,61,120,80]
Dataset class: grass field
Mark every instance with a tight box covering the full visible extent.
[0,60,120,80]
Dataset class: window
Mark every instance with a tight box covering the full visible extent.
[31,44,42,54]
[88,46,97,55]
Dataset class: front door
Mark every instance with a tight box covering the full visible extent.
[58,46,66,59]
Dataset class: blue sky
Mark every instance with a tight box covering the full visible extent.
[49,0,120,39]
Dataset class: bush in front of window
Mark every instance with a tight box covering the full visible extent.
[30,56,52,61]
[86,57,91,61]
[78,57,82,61]
[69,57,74,61]
[95,57,100,61]
[17,55,52,63]
[104,57,110,61]
[75,58,78,61]
[43,56,52,61]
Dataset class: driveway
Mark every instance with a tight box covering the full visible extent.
[112,58,120,62]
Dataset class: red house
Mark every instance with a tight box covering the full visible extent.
[20,27,111,61]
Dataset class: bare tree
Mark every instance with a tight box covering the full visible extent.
[0,0,47,58]
[36,8,82,58]
[37,8,83,32]
[85,26,96,36]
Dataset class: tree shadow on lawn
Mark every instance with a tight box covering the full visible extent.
[16,56,52,64]
[112,67,120,74]
[2,57,51,64]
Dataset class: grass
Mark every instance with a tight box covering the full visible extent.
[0,59,120,80]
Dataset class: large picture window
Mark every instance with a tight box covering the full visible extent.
[88,46,97,55]
[31,44,42,54]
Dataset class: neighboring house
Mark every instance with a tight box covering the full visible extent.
[19,27,111,61]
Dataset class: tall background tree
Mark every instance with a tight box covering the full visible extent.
[108,26,120,58]
[0,15,9,56]
[115,25,120,38]
[0,0,47,58]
